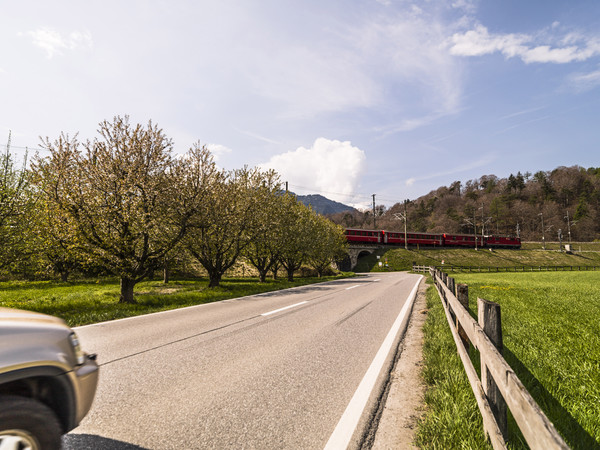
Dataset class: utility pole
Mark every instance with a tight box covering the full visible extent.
[474,211,478,251]
[565,210,572,243]
[393,199,409,249]
[481,204,486,244]
[404,199,408,249]
[464,215,477,250]
[476,206,483,250]
[372,194,376,229]
[558,229,563,252]
[539,212,545,250]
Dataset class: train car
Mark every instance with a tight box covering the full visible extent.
[484,235,521,249]
[442,233,484,248]
[383,231,443,246]
[343,228,521,249]
[344,228,382,244]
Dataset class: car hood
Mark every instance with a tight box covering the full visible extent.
[0,307,67,327]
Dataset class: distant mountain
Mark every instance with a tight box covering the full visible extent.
[295,194,357,215]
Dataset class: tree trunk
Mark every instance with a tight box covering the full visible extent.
[163,266,170,284]
[60,270,69,282]
[119,277,136,304]
[258,269,267,283]
[208,272,222,288]
[287,268,294,282]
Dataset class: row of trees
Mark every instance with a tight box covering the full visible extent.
[0,117,347,303]
[330,167,600,242]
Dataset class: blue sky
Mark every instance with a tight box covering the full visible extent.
[2,1,599,208]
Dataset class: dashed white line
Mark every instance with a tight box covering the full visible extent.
[345,285,361,290]
[261,301,309,316]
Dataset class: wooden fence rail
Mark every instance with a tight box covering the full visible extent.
[428,267,568,450]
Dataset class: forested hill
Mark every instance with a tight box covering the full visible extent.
[295,194,357,215]
[328,166,600,242]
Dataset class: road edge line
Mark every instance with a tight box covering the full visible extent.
[324,275,423,450]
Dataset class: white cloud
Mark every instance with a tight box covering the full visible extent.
[339,8,464,136]
[374,0,392,7]
[20,27,93,58]
[568,68,600,92]
[451,0,478,14]
[449,25,529,58]
[405,153,496,187]
[448,24,600,64]
[206,143,232,162]
[260,138,366,203]
[227,4,464,125]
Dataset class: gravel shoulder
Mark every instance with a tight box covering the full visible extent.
[369,280,428,449]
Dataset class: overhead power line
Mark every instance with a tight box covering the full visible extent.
[289,184,401,205]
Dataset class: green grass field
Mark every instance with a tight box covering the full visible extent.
[0,275,352,327]
[417,271,600,449]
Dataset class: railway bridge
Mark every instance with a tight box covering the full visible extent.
[337,243,384,271]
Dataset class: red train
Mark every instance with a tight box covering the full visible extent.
[344,228,521,249]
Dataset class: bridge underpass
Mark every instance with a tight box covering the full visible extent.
[337,244,384,271]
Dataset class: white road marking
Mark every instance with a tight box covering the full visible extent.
[324,275,423,450]
[345,285,361,290]
[372,279,381,282]
[261,301,309,316]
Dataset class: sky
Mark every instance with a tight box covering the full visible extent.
[2,1,600,209]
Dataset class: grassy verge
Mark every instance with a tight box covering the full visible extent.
[414,281,491,449]
[0,274,353,327]
[417,271,600,449]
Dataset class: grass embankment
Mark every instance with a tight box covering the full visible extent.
[416,271,600,449]
[354,244,600,272]
[0,274,352,327]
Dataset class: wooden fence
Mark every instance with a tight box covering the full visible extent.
[428,267,568,450]
[413,264,599,273]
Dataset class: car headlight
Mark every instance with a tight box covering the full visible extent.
[69,332,86,366]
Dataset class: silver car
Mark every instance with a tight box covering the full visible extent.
[0,308,99,450]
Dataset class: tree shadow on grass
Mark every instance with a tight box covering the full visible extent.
[503,348,600,450]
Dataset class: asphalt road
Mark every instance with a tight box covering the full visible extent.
[64,272,422,450]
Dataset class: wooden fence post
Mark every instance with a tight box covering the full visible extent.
[456,284,469,350]
[478,298,508,440]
